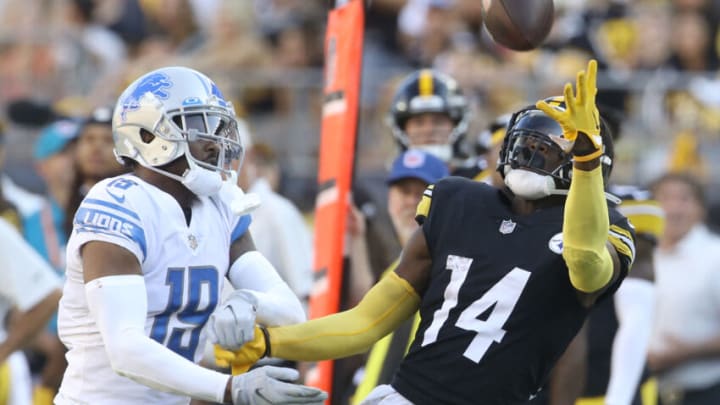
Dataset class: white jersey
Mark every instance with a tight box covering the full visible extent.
[57,174,250,405]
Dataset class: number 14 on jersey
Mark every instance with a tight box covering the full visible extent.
[421,255,531,363]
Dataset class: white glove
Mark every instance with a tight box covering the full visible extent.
[232,366,327,405]
[207,290,258,350]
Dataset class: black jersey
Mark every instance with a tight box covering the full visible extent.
[391,177,635,405]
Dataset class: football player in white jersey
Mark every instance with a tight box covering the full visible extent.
[55,67,327,405]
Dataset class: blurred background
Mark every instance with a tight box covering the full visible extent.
[4,1,720,404]
[1,0,719,218]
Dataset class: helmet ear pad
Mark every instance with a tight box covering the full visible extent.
[112,93,186,168]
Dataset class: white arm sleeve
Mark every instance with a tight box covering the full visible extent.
[227,251,306,326]
[85,275,229,403]
[605,278,655,405]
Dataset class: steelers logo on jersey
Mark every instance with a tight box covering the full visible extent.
[548,232,563,254]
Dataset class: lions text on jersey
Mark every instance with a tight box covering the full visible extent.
[57,174,250,404]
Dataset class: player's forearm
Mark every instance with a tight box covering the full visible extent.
[680,336,720,362]
[548,323,587,405]
[228,251,306,326]
[249,285,306,326]
[562,164,612,292]
[269,272,420,361]
[0,290,61,363]
[86,275,229,403]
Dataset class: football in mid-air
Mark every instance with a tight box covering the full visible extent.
[481,0,555,51]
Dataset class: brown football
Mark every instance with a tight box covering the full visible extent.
[481,0,555,51]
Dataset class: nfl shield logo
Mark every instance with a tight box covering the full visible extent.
[188,234,198,250]
[499,219,516,234]
[548,232,563,254]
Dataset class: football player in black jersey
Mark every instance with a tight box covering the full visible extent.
[350,113,514,403]
[216,60,636,405]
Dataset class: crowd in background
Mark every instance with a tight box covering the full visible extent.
[2,0,720,404]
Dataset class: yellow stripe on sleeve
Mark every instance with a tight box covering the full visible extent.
[416,185,434,218]
[608,224,635,265]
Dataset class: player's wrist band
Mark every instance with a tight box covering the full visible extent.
[573,148,603,162]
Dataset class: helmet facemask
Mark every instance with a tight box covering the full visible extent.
[169,107,244,178]
[504,130,572,186]
[501,123,573,200]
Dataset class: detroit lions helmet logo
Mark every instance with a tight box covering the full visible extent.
[210,82,228,107]
[121,72,172,120]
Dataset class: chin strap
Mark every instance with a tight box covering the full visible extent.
[132,151,262,213]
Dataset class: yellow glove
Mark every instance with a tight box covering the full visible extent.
[214,325,268,375]
[214,345,250,375]
[0,362,10,405]
[536,59,603,161]
[33,385,56,405]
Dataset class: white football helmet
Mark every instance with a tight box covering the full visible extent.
[113,66,245,196]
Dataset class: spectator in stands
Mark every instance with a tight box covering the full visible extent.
[64,106,126,236]
[238,141,314,313]
[649,173,720,405]
[0,217,63,405]
[22,119,80,404]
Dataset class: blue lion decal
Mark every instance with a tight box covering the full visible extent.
[210,82,228,107]
[120,72,172,120]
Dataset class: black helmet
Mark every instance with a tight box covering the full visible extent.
[498,96,615,195]
[387,69,470,159]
